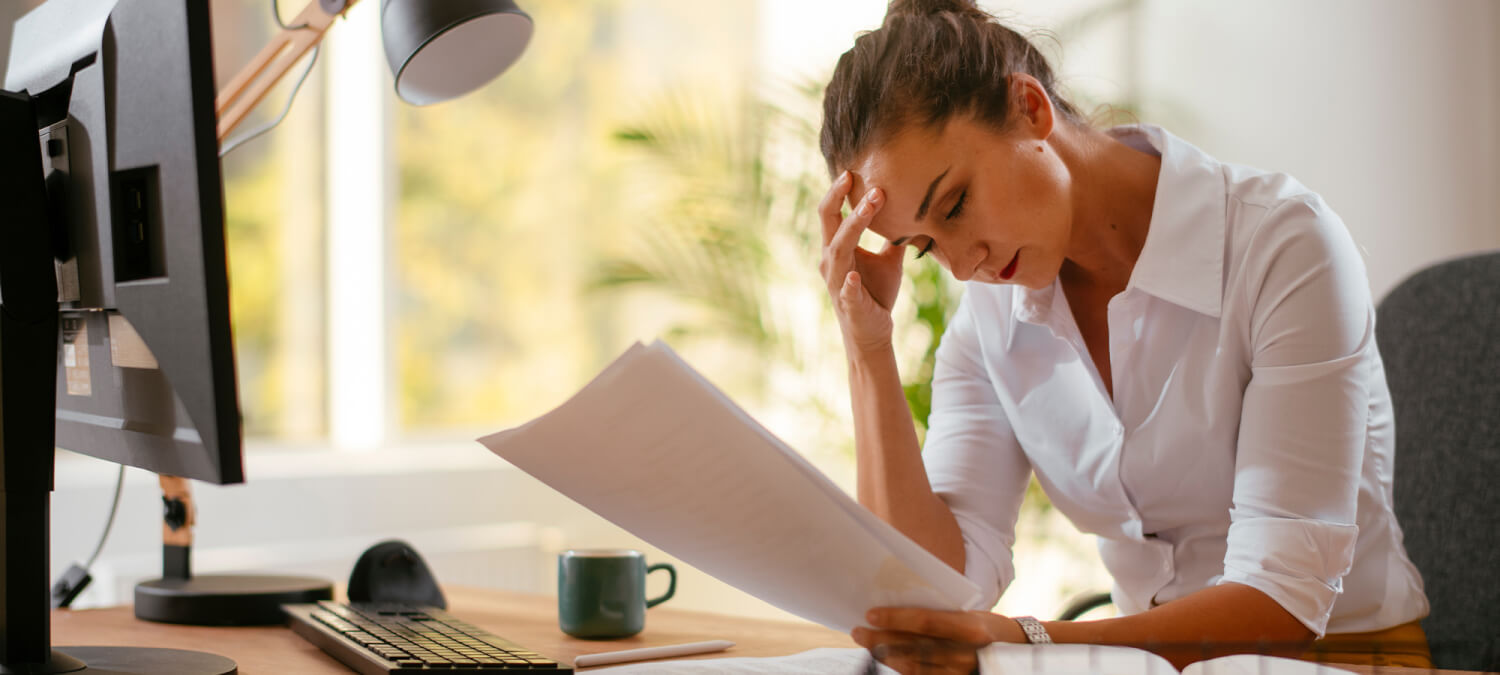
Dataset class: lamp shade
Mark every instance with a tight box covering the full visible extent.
[380,0,533,106]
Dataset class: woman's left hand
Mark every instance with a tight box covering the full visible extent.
[852,608,1029,675]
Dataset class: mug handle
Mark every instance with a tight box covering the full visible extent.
[645,562,677,608]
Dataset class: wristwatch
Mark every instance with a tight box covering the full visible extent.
[1014,616,1053,644]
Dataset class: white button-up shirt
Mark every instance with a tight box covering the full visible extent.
[925,124,1428,636]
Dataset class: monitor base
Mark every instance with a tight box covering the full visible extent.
[134,574,333,626]
[0,647,234,675]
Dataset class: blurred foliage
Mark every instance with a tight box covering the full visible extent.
[900,260,960,433]
[588,76,966,441]
[595,90,783,356]
[592,89,803,367]
[390,2,771,430]
[216,0,303,438]
[222,150,282,435]
[393,0,628,428]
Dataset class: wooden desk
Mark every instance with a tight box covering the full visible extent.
[52,586,851,672]
[52,587,1479,674]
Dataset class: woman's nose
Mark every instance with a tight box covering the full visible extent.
[950,242,988,282]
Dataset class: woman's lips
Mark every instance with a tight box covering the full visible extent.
[999,251,1020,280]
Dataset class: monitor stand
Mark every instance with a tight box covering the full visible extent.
[2,89,239,675]
[41,647,236,675]
[132,478,333,626]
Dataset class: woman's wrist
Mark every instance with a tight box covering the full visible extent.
[845,337,896,368]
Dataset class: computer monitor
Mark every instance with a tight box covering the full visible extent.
[2,0,322,671]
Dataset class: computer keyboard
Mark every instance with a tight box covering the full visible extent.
[285,601,573,673]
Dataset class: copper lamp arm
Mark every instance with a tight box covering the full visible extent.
[215,0,361,143]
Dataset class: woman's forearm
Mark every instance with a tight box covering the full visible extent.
[848,343,967,574]
[1041,582,1315,670]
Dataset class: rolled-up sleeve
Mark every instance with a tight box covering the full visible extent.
[1220,199,1372,636]
[922,293,1032,609]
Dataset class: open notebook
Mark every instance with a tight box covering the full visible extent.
[478,340,983,632]
[978,644,1355,675]
[589,645,1354,674]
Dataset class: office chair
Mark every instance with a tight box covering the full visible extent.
[1057,591,1113,621]
[1376,250,1500,672]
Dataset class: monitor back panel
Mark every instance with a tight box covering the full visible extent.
[10,0,242,484]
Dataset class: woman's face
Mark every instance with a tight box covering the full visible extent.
[846,115,1073,289]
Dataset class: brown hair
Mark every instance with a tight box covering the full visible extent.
[820,0,1081,177]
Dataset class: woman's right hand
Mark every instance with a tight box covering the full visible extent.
[819,171,906,356]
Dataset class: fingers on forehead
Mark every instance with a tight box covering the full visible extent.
[847,173,868,204]
[820,175,852,215]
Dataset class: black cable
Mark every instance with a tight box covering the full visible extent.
[52,465,126,608]
[219,44,321,157]
[218,0,321,157]
[84,465,127,569]
[272,0,311,31]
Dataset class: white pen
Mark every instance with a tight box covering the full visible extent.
[572,640,735,668]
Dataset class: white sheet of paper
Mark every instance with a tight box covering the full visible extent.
[478,341,981,633]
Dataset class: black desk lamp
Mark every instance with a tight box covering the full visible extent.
[218,0,534,139]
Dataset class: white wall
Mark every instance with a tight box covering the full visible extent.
[1136,0,1500,298]
[0,3,21,79]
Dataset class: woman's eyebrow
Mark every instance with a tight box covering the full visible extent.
[913,166,951,221]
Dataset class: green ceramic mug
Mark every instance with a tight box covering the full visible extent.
[557,549,676,639]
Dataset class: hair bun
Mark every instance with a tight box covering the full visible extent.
[886,0,983,18]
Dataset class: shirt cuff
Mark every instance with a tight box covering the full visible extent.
[1218,516,1359,636]
[951,513,1013,610]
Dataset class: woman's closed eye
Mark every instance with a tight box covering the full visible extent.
[911,188,965,259]
[946,188,967,220]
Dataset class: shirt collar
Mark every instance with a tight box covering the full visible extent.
[1007,124,1226,347]
[1118,124,1226,318]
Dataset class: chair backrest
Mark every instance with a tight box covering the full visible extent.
[1375,250,1500,672]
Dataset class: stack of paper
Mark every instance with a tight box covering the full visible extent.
[478,340,982,632]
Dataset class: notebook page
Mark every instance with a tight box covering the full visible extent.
[1182,654,1355,675]
[978,644,1178,675]
[478,341,978,632]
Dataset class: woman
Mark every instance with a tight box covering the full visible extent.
[817,1,1431,673]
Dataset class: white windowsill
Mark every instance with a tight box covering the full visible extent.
[53,437,518,488]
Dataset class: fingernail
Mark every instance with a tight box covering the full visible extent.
[866,188,883,205]
[857,201,873,216]
[838,170,851,185]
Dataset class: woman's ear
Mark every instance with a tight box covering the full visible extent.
[1009,73,1056,141]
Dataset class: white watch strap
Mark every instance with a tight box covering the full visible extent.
[1014,616,1053,644]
